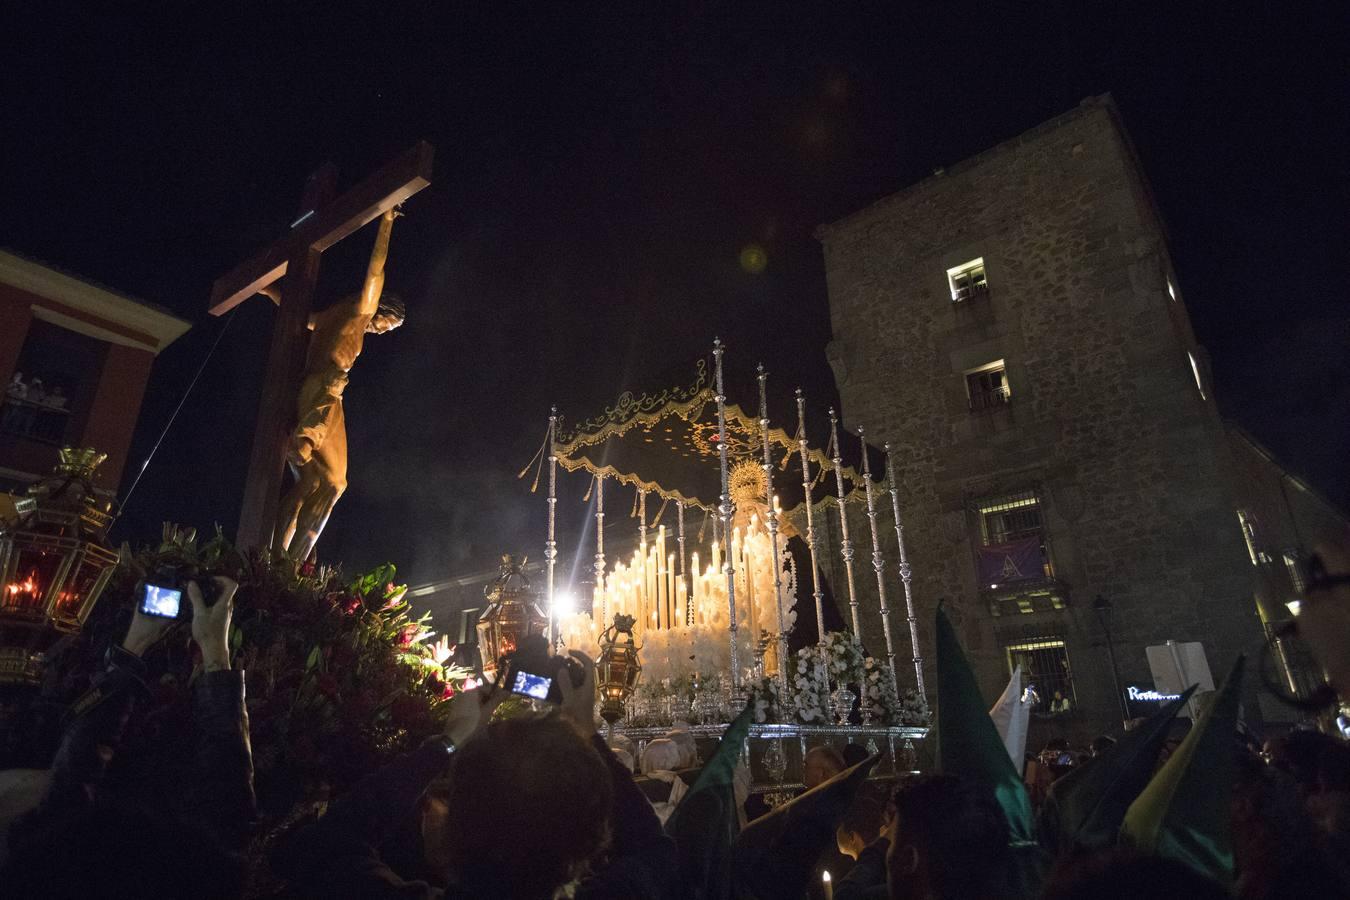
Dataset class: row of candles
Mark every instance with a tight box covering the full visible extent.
[556,512,796,684]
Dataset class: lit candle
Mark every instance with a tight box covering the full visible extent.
[822,871,833,900]
[668,553,676,630]
[646,544,656,626]
[657,532,667,629]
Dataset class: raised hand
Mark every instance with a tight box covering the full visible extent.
[431,635,454,666]
[121,603,174,657]
[443,682,503,748]
[189,577,238,672]
[557,650,599,737]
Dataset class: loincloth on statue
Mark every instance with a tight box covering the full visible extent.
[294,369,349,450]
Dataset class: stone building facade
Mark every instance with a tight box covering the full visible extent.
[816,96,1347,743]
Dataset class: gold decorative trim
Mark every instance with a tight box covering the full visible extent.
[549,357,880,511]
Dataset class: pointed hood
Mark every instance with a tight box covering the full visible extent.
[1121,656,1245,886]
[989,664,1032,773]
[665,702,754,899]
[735,754,880,898]
[934,604,1035,843]
[1040,687,1195,854]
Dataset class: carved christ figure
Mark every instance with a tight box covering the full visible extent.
[268,209,406,560]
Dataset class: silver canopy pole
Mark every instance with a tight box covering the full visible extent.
[828,408,863,644]
[794,389,827,647]
[858,425,899,699]
[757,365,789,687]
[712,338,741,694]
[884,442,926,699]
[545,407,559,648]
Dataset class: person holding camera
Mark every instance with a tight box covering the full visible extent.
[274,647,676,899]
[2,576,256,897]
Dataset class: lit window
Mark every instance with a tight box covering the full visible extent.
[1005,638,1075,716]
[947,258,989,302]
[1236,510,1260,566]
[965,360,1010,411]
[978,491,1042,544]
[975,490,1054,583]
[1188,351,1206,400]
[1168,280,1177,301]
[1284,552,1305,593]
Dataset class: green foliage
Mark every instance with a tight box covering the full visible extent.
[79,529,473,812]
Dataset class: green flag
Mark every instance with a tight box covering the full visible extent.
[934,604,1035,843]
[735,754,881,899]
[1040,687,1195,854]
[665,702,754,900]
[1121,656,1245,886]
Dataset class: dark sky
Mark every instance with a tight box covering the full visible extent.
[4,4,1346,585]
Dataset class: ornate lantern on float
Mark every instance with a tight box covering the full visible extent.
[0,448,120,685]
[597,613,642,725]
[476,554,548,683]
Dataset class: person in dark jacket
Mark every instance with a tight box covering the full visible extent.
[836,775,1011,900]
[274,649,677,899]
[1,577,256,897]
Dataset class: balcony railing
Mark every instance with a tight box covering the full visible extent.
[968,384,1010,412]
[1,399,72,445]
[952,281,990,303]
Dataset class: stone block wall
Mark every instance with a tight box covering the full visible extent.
[817,97,1280,741]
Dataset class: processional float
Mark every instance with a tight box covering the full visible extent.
[523,340,928,788]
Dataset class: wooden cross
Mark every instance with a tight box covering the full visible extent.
[209,141,433,550]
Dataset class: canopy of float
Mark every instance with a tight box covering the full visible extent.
[551,355,887,516]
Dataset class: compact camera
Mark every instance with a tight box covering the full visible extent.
[499,635,585,705]
[135,565,222,620]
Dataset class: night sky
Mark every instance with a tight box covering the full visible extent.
[4,4,1346,585]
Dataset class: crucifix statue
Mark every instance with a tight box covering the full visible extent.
[265,208,404,560]
[208,142,433,554]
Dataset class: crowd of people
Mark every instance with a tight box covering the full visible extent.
[2,371,70,441]
[0,535,1348,898]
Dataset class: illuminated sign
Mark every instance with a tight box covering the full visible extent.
[1123,683,1183,718]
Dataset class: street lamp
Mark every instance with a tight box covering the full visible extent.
[1094,593,1129,725]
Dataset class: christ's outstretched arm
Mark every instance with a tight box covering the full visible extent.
[356,209,398,318]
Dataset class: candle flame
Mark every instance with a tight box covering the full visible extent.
[5,574,39,597]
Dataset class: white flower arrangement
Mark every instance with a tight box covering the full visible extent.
[895,687,930,725]
[820,631,865,685]
[858,657,930,725]
[747,674,782,723]
[789,644,831,723]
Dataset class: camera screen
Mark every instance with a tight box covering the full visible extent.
[511,670,553,701]
[140,583,182,619]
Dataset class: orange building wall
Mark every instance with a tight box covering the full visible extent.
[0,292,33,388]
[81,344,155,491]
[0,283,162,491]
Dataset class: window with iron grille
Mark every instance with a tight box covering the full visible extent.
[1283,551,1305,594]
[975,490,1055,582]
[1005,638,1076,716]
[947,258,989,302]
[965,360,1010,411]
[1236,510,1270,564]
[979,491,1042,544]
